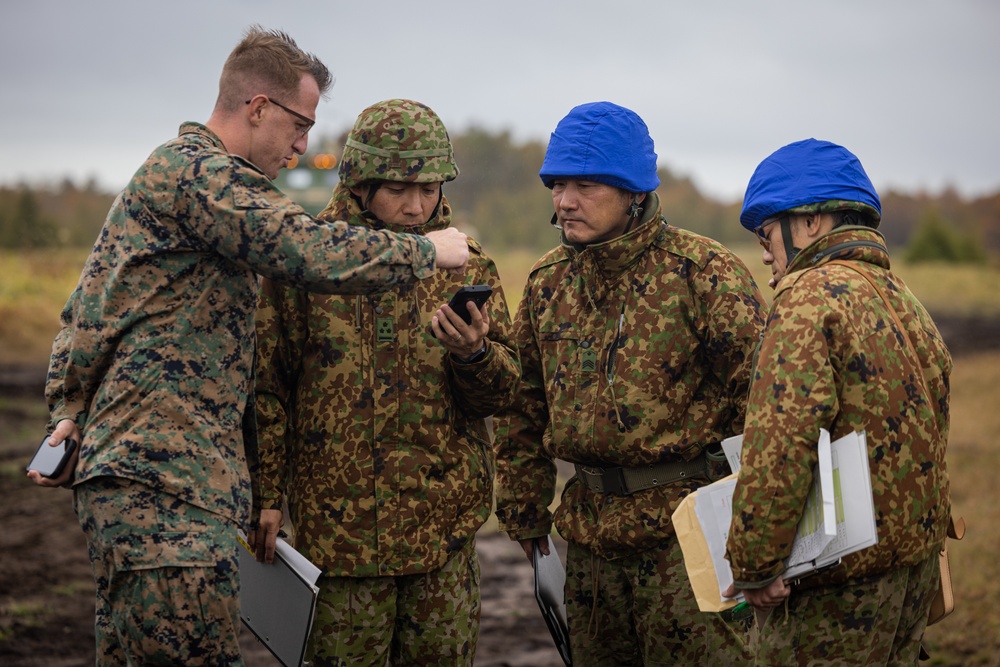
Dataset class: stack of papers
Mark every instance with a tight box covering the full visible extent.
[674,429,878,612]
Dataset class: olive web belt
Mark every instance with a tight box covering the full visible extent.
[574,451,709,496]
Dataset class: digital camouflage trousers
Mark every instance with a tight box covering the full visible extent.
[74,476,242,666]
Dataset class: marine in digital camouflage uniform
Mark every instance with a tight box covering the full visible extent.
[724,139,952,666]
[494,102,766,666]
[253,99,520,667]
[36,30,469,667]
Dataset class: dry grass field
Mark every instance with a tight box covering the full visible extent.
[921,348,1000,664]
[2,243,998,364]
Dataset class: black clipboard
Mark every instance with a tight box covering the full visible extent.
[533,536,573,666]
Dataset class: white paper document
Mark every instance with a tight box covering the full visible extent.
[690,475,742,602]
[720,434,744,474]
[784,429,838,578]
[238,530,322,667]
[674,430,878,612]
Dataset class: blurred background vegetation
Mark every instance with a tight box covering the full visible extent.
[2,126,998,262]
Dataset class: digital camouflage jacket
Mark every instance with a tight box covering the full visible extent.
[726,226,952,588]
[46,123,436,528]
[254,182,520,576]
[494,193,766,559]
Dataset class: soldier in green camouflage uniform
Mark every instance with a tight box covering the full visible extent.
[494,101,765,666]
[31,30,470,666]
[252,99,520,667]
[724,139,952,665]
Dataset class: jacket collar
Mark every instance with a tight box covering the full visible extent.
[178,122,224,148]
[783,225,891,280]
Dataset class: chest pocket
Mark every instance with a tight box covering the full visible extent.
[538,323,596,374]
[537,323,601,441]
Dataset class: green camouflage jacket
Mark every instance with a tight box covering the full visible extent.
[45,123,436,527]
[726,226,952,588]
[254,182,520,576]
[494,193,766,559]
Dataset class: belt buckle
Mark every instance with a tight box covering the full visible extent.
[600,467,628,496]
[579,465,627,495]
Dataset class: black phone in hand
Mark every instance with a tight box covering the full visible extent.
[448,285,493,324]
[27,436,78,478]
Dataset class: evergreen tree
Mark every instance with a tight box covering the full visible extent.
[904,209,986,264]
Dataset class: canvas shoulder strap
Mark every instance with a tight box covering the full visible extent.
[826,259,963,540]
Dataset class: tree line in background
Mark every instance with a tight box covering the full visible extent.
[2,128,997,264]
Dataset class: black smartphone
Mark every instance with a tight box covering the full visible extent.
[448,285,493,324]
[26,435,78,478]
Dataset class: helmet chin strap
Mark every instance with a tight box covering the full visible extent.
[551,193,646,248]
[780,216,801,264]
[362,182,381,210]
[431,187,444,221]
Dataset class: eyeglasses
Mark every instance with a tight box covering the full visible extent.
[755,217,782,252]
[245,96,314,138]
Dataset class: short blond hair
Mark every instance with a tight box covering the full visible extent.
[217,25,332,112]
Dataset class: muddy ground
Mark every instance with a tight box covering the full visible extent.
[0,388,567,666]
[1,313,997,666]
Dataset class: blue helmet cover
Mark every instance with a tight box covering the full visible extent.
[740,138,882,232]
[539,101,660,193]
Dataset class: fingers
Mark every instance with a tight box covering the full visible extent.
[49,419,79,446]
[254,509,283,564]
[431,315,476,355]
[742,578,792,610]
[519,539,535,564]
[430,301,489,358]
[27,469,62,487]
[27,419,82,488]
[537,538,551,557]
[518,537,550,567]
[427,228,470,270]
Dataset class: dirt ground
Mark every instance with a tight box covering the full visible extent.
[1,313,997,666]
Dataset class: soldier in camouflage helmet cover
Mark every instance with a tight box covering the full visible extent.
[252,98,520,666]
[724,139,953,665]
[30,29,471,666]
[493,101,766,666]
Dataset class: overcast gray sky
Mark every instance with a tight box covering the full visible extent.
[1,0,997,202]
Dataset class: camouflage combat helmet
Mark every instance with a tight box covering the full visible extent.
[338,99,458,189]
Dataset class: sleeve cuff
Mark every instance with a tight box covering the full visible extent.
[411,235,437,280]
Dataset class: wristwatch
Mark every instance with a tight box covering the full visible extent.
[454,344,487,364]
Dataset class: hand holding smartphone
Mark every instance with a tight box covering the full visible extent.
[447,285,493,324]
[27,435,78,479]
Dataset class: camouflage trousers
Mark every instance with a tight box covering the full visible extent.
[753,553,939,666]
[74,476,243,667]
[565,538,752,667]
[305,536,480,667]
